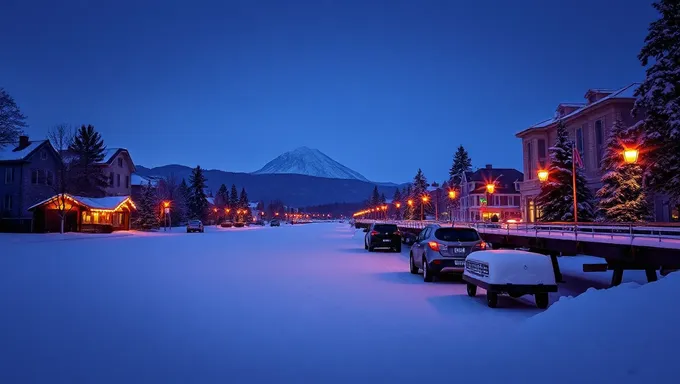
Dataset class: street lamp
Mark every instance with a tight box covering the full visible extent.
[485,184,495,194]
[448,190,456,224]
[537,169,549,182]
[623,148,639,164]
[421,195,429,221]
[162,201,171,231]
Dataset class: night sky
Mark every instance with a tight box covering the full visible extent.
[0,0,656,183]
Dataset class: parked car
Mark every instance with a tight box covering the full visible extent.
[234,221,245,228]
[253,220,265,226]
[220,221,233,228]
[187,220,204,233]
[364,223,401,252]
[409,225,487,282]
[270,219,280,227]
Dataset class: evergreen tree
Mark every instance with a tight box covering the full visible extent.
[176,178,190,223]
[239,187,251,222]
[449,145,472,186]
[134,182,159,230]
[229,184,239,220]
[69,124,108,197]
[370,186,380,207]
[536,121,596,222]
[215,184,229,208]
[633,0,680,202]
[0,87,27,147]
[596,119,651,222]
[412,169,428,220]
[188,165,208,220]
[393,189,402,220]
[379,193,386,204]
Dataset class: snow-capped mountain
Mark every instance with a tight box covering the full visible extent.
[253,147,369,181]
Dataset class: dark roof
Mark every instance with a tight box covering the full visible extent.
[468,168,523,194]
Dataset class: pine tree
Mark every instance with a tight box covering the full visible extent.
[69,124,109,197]
[215,184,229,208]
[596,119,651,222]
[188,165,208,220]
[633,0,680,202]
[229,184,239,220]
[370,186,380,207]
[0,88,27,147]
[379,193,386,204]
[449,145,472,186]
[412,169,428,220]
[134,182,159,230]
[393,189,402,220]
[176,178,190,223]
[536,121,596,222]
[239,187,251,222]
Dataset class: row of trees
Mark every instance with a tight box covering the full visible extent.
[134,165,256,229]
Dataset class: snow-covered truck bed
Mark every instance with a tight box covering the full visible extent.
[463,249,558,309]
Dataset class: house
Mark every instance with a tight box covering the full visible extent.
[29,194,136,232]
[0,136,62,232]
[98,148,136,196]
[130,173,160,202]
[456,165,523,222]
[516,83,675,222]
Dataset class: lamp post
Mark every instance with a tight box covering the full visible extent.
[395,202,401,220]
[448,190,456,225]
[421,195,429,221]
[623,148,639,164]
[163,201,171,231]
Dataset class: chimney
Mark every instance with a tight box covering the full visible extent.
[485,164,492,169]
[18,135,30,149]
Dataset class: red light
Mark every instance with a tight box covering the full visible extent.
[393,231,400,236]
[472,241,488,251]
[370,231,379,236]
[428,241,440,251]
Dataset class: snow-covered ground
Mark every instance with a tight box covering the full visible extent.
[1,223,677,383]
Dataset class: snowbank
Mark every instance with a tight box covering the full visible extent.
[483,272,680,383]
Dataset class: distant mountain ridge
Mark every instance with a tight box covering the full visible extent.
[252,146,369,182]
[136,164,405,207]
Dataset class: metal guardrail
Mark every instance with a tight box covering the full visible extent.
[354,219,680,244]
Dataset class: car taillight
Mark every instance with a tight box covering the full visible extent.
[393,231,401,236]
[472,241,487,251]
[428,241,440,251]
[370,231,379,236]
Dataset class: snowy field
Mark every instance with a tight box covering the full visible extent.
[1,223,678,383]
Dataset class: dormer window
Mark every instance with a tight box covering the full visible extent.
[40,150,47,160]
[118,158,123,167]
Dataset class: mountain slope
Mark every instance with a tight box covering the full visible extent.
[252,147,369,181]
[136,164,402,207]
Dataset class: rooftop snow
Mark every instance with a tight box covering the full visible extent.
[131,174,158,187]
[28,194,133,211]
[523,83,640,132]
[0,140,47,161]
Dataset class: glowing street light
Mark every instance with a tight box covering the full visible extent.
[448,190,456,199]
[486,184,495,194]
[421,195,429,202]
[537,169,549,182]
[395,202,401,208]
[623,148,639,164]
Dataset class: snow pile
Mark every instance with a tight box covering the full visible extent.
[485,273,679,384]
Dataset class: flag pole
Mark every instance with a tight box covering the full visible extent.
[572,142,578,225]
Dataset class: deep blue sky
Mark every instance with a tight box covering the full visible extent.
[1,0,656,183]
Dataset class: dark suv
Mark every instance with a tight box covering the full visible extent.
[364,223,401,252]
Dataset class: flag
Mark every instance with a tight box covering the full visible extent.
[573,145,584,169]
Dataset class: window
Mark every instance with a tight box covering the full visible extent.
[514,196,520,206]
[526,141,533,179]
[117,174,121,187]
[109,172,114,186]
[3,194,11,211]
[4,168,14,184]
[500,196,508,206]
[595,119,604,167]
[125,175,130,189]
[537,139,546,168]
[31,169,41,184]
[40,150,47,160]
[576,126,585,166]
[118,158,123,167]
[46,170,54,186]
[434,228,480,242]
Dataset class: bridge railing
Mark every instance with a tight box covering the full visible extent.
[354,219,680,243]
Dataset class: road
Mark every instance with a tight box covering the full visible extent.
[1,223,542,383]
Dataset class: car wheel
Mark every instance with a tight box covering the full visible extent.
[368,244,374,252]
[466,283,477,297]
[423,258,434,282]
[487,291,498,308]
[409,253,418,274]
[535,293,549,309]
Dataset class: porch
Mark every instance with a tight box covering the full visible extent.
[29,194,136,233]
